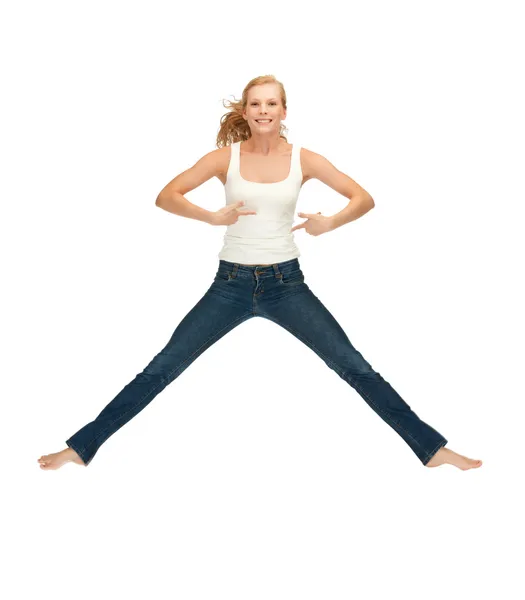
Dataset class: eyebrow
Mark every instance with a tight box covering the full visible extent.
[251,98,278,101]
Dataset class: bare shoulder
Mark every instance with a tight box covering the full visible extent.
[298,146,373,200]
[301,146,333,183]
[298,146,321,184]
[157,146,227,199]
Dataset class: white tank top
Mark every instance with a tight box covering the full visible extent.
[217,141,302,264]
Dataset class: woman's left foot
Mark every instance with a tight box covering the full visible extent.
[426,447,482,470]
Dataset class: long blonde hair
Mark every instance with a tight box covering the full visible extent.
[216,75,289,148]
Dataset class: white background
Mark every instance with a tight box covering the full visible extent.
[2,1,524,598]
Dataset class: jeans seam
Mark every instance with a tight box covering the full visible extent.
[259,312,427,455]
[349,373,429,452]
[422,438,448,465]
[259,312,346,376]
[65,439,88,465]
[80,311,253,458]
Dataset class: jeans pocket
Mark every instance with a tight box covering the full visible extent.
[280,270,304,286]
[215,271,232,282]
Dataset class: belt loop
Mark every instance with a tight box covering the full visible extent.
[272,263,282,279]
[231,263,239,278]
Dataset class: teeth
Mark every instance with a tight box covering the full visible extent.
[256,119,271,122]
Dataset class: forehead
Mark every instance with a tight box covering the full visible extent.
[248,84,280,101]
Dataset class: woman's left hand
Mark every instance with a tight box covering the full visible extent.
[290,212,335,236]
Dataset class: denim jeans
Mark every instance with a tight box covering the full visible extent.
[66,258,448,466]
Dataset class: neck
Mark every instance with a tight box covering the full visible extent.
[243,133,284,155]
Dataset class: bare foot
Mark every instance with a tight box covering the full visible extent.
[37,447,86,470]
[425,447,482,470]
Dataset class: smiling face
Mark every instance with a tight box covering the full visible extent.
[243,83,287,136]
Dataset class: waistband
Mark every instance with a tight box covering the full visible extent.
[218,258,300,279]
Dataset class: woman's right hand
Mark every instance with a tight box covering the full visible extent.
[209,201,257,226]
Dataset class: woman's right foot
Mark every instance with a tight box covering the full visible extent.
[37,447,86,470]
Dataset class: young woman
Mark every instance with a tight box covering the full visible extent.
[38,75,482,471]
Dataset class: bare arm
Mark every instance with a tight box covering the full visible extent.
[302,148,375,230]
[155,149,223,224]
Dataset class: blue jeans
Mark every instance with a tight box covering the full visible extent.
[66,258,448,466]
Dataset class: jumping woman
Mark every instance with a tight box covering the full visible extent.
[38,75,482,471]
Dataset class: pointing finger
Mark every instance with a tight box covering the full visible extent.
[298,212,321,219]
